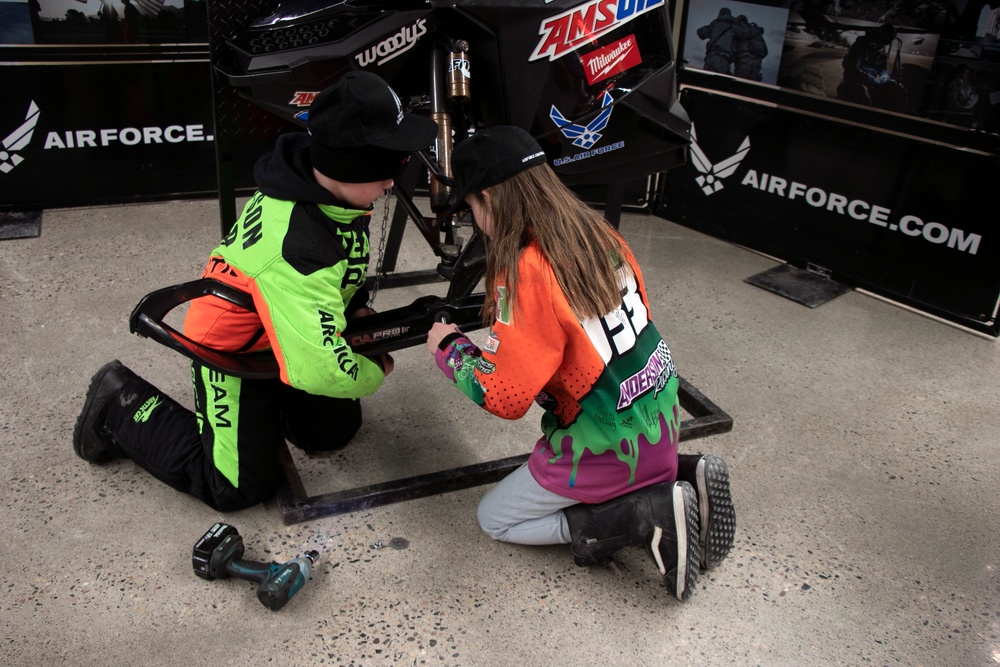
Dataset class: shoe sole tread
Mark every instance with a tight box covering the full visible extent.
[697,456,736,569]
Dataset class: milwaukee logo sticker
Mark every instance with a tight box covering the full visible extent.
[530,0,664,62]
[582,34,641,85]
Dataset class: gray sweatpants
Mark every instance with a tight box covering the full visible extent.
[476,463,577,545]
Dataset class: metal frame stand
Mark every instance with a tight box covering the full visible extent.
[274,375,733,524]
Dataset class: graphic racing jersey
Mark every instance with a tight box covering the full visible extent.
[183,133,384,399]
[434,239,680,503]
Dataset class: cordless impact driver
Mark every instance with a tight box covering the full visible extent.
[192,523,319,611]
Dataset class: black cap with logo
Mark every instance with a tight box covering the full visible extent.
[308,71,438,183]
[446,126,548,213]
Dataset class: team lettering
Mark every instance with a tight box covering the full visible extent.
[337,228,368,288]
[318,310,359,380]
[206,257,241,277]
[553,140,625,166]
[617,340,674,410]
[222,192,265,250]
[207,369,231,428]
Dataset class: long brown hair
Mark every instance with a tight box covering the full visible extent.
[472,163,632,323]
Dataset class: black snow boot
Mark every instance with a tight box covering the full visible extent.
[563,481,700,602]
[73,360,136,463]
[676,453,736,569]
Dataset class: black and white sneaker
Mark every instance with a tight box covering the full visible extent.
[647,480,700,602]
[677,454,736,569]
[563,480,701,601]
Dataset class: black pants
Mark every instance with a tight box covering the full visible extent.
[104,363,361,511]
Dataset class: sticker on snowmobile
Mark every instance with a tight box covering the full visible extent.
[550,90,614,150]
[354,19,428,68]
[450,57,470,80]
[289,92,319,108]
[581,34,641,85]
[529,0,664,62]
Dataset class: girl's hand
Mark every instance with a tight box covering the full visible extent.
[426,321,461,355]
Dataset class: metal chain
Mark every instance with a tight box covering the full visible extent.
[367,189,393,308]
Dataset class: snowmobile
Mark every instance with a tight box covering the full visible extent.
[131,0,692,376]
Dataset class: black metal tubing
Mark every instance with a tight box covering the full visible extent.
[275,375,733,524]
[130,278,488,371]
[128,278,280,380]
[366,269,445,291]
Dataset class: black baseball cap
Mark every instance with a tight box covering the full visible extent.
[445,126,548,214]
[309,71,438,183]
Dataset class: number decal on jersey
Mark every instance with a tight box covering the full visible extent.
[582,271,649,363]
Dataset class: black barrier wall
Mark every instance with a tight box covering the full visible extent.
[658,86,1000,335]
[2,0,997,335]
[660,0,1000,336]
[0,54,217,209]
[0,1,218,210]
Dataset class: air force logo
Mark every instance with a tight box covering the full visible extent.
[550,91,614,150]
[690,123,750,195]
[1,101,40,175]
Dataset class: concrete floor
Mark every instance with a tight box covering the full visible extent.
[1,198,997,667]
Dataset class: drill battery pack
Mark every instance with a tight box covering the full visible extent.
[192,522,243,580]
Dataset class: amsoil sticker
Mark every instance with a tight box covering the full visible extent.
[530,0,664,62]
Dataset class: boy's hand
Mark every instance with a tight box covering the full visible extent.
[378,353,394,377]
[427,322,462,355]
[350,307,392,375]
[349,306,377,320]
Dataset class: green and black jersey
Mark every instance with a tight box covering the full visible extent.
[183,133,384,398]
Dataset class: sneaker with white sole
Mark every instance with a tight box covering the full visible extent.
[677,453,736,569]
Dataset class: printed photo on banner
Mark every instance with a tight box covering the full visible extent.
[31,0,206,44]
[776,12,939,117]
[682,0,791,85]
[921,41,1000,132]
[0,0,36,44]
[917,1,1000,133]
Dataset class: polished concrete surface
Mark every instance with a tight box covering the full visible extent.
[1,198,997,666]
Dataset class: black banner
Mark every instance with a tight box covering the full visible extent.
[0,56,217,210]
[658,86,999,336]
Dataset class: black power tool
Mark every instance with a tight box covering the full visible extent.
[192,523,319,611]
